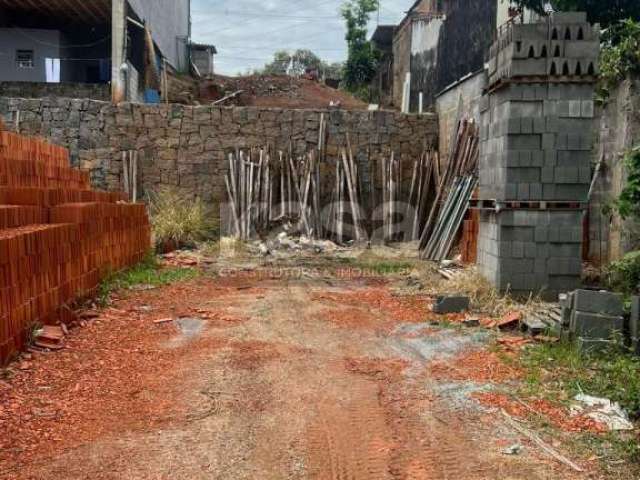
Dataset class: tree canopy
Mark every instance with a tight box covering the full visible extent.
[261,49,344,79]
[514,0,640,27]
[341,0,379,91]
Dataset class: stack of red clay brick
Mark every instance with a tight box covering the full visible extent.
[0,130,150,364]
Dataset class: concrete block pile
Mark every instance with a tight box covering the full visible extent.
[488,12,600,86]
[476,12,599,297]
[560,289,626,353]
[478,82,595,201]
[478,210,583,292]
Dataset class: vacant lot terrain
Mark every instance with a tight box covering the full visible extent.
[0,253,631,479]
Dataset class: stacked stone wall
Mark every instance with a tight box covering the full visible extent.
[0,99,438,213]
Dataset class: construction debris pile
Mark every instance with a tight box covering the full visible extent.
[0,129,150,364]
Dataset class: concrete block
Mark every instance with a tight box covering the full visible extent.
[556,134,568,150]
[580,134,593,151]
[531,150,544,167]
[576,337,617,354]
[574,289,624,316]
[581,100,595,118]
[551,11,587,23]
[521,117,533,134]
[544,149,557,166]
[579,166,591,184]
[512,241,524,258]
[559,291,574,310]
[557,100,570,117]
[507,118,521,134]
[542,133,555,150]
[533,117,546,134]
[541,167,554,183]
[544,100,558,116]
[534,226,548,242]
[530,182,542,199]
[433,296,470,314]
[517,183,530,200]
[569,100,582,118]
[571,311,624,339]
[524,241,537,258]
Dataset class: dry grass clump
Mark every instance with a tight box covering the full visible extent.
[438,267,547,317]
[148,187,217,250]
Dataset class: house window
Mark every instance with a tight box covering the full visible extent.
[16,50,34,68]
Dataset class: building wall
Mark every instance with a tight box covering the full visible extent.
[409,15,444,110]
[392,0,496,112]
[0,28,61,82]
[496,1,539,28]
[192,49,213,76]
[0,82,109,100]
[0,99,437,216]
[392,20,412,108]
[589,78,640,264]
[127,0,190,71]
[435,70,487,159]
[415,0,496,110]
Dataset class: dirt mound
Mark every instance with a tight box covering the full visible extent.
[199,74,368,110]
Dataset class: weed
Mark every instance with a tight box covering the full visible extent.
[519,340,640,418]
[148,187,217,250]
[97,252,198,305]
[344,253,414,275]
[606,250,640,296]
[437,267,545,317]
[516,340,640,474]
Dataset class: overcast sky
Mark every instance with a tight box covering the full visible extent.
[191,0,415,76]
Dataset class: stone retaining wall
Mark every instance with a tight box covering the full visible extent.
[0,98,438,212]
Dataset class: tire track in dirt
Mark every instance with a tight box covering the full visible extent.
[306,379,396,480]
[304,347,482,480]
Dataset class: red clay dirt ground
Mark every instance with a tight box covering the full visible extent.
[0,269,602,479]
[199,74,368,110]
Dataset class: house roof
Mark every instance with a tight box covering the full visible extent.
[0,0,111,24]
[191,43,218,54]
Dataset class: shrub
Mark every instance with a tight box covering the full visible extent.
[606,250,640,295]
[148,187,217,250]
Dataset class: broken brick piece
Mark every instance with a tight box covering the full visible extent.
[497,311,521,329]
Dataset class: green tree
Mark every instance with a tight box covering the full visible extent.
[322,61,345,80]
[262,50,293,75]
[341,0,379,91]
[262,49,328,76]
[514,0,640,27]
